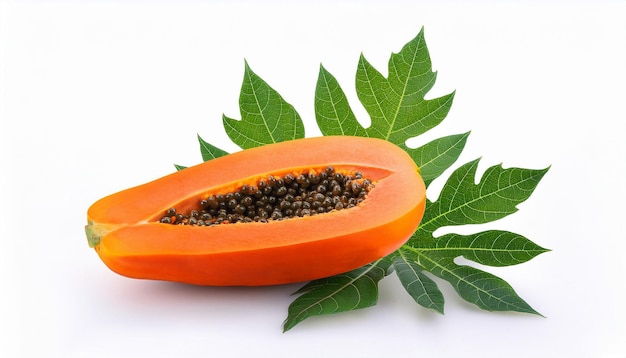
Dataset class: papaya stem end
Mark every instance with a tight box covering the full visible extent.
[85,222,126,248]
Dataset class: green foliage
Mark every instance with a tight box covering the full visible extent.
[393,253,445,314]
[198,134,229,161]
[223,60,305,149]
[182,28,550,331]
[282,258,392,332]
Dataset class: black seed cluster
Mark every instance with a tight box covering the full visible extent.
[158,166,374,226]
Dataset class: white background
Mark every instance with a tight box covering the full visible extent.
[1,1,625,357]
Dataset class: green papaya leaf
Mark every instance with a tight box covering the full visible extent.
[407,132,470,187]
[393,253,445,314]
[315,64,368,137]
[172,28,550,331]
[409,249,541,315]
[355,29,455,145]
[413,230,550,267]
[223,60,305,149]
[283,258,392,332]
[393,160,549,315]
[413,160,550,238]
[288,35,549,328]
[198,134,228,162]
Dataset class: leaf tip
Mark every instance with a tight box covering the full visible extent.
[282,316,301,332]
[524,305,545,318]
[243,58,253,73]
[282,323,292,333]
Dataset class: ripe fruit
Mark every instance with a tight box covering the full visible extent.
[86,136,426,286]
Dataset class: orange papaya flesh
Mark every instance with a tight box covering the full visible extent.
[86,136,426,286]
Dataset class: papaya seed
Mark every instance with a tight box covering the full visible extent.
[157,167,374,226]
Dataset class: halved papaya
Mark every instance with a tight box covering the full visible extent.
[86,136,426,286]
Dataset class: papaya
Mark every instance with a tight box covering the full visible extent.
[85,136,426,286]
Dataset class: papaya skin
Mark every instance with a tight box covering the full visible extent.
[86,136,426,286]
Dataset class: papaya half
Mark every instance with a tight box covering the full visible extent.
[86,136,426,286]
